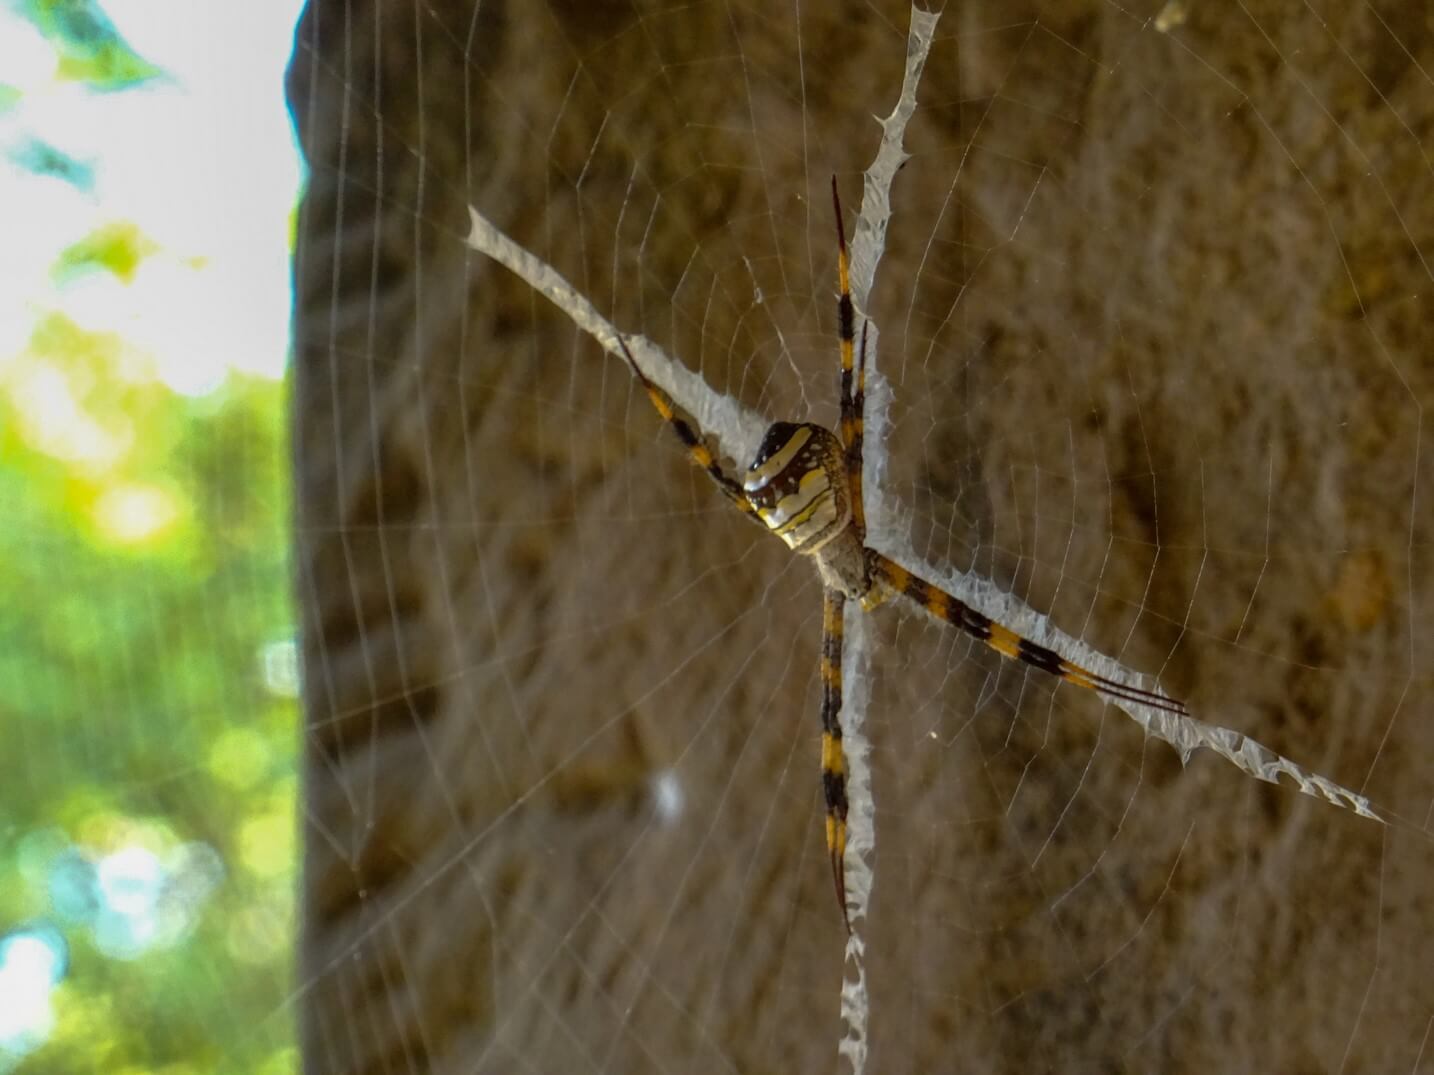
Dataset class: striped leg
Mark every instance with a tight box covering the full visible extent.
[868,551,1188,717]
[820,587,852,933]
[614,334,756,517]
[831,176,866,541]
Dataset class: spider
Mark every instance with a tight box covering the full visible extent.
[613,177,1189,934]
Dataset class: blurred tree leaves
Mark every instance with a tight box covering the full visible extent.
[6,0,157,196]
[1,3,298,1071]
[1,324,297,1072]
[9,137,95,192]
[53,221,157,283]
[12,0,162,90]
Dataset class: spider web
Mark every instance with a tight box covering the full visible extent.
[288,2,1434,1072]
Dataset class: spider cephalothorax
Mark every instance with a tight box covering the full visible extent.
[612,177,1187,934]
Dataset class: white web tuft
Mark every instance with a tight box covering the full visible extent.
[831,8,941,1069]
[466,204,767,466]
[887,558,1382,820]
[836,604,875,1073]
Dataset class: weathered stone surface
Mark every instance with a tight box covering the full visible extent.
[289,3,1434,1071]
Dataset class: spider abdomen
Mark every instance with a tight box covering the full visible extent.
[743,421,851,554]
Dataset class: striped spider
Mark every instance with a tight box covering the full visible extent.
[615,178,1188,934]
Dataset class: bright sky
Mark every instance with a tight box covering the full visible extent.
[0,0,306,394]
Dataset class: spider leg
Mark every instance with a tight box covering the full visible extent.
[868,550,1189,717]
[614,334,757,517]
[820,587,852,934]
[831,176,867,541]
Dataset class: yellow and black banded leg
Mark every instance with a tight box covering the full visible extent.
[614,334,757,517]
[820,587,852,934]
[831,176,867,542]
[868,551,1188,717]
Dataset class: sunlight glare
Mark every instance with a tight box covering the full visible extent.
[6,359,128,470]
[92,483,180,543]
[0,928,65,1062]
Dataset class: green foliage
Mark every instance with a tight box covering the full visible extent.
[3,8,300,1069]
[0,325,297,1068]
[53,221,158,285]
[13,0,162,90]
[9,137,95,191]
